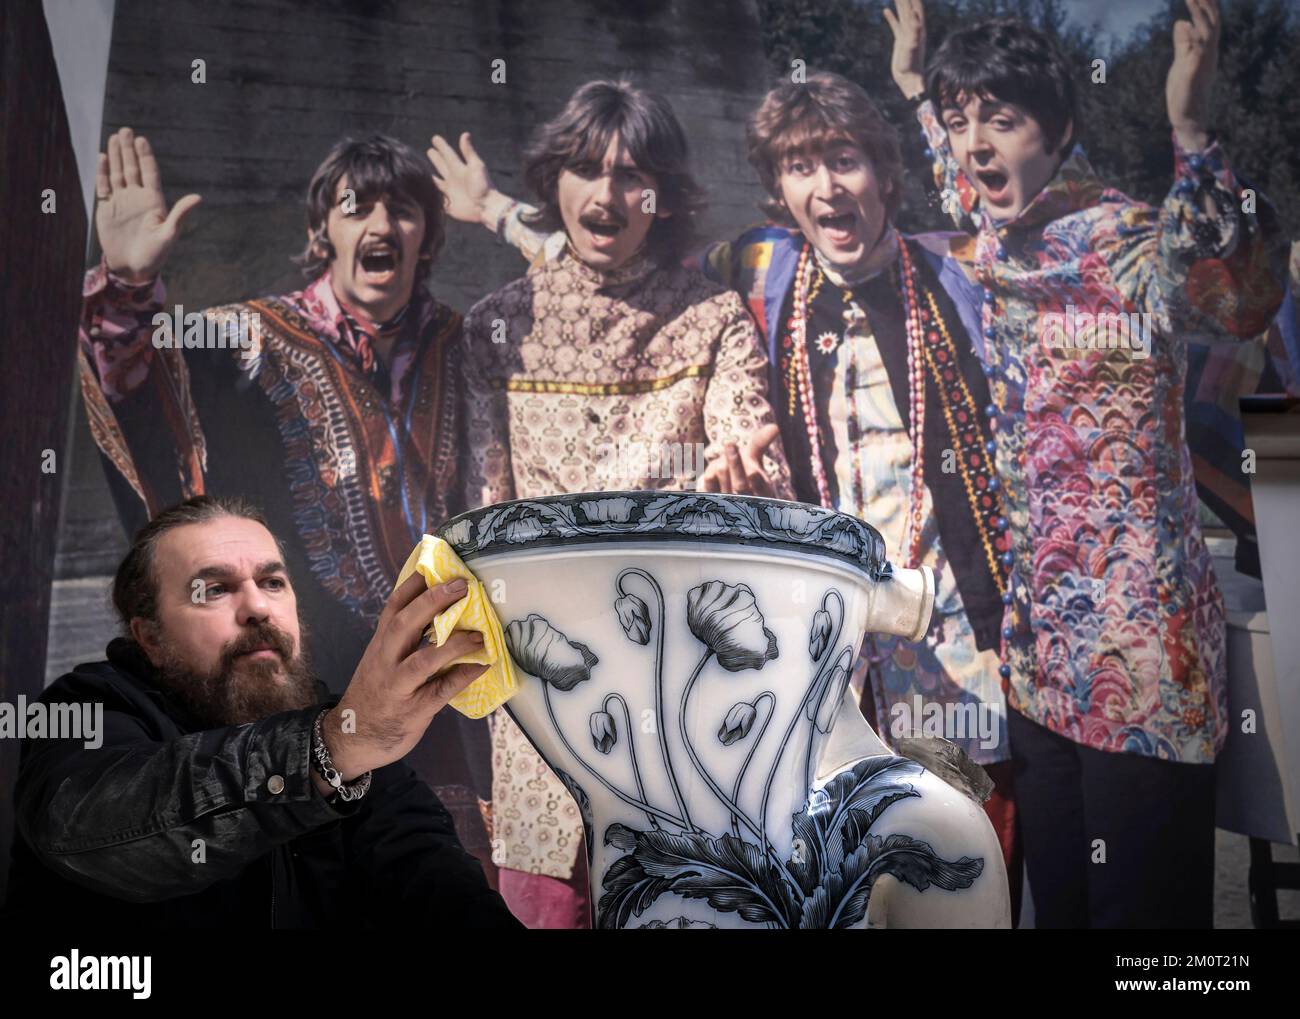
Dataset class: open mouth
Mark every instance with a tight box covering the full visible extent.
[579,213,624,247]
[816,211,858,247]
[974,169,1011,203]
[358,244,398,282]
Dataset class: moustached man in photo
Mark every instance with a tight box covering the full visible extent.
[886,0,1284,927]
[4,495,521,928]
[77,129,493,864]
[452,78,794,928]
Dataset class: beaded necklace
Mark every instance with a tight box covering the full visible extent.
[787,240,930,567]
[787,243,834,508]
[897,240,928,568]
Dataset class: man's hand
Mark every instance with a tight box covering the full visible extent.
[1167,0,1219,152]
[883,0,927,100]
[427,131,512,229]
[95,127,201,284]
[699,423,781,497]
[323,574,489,779]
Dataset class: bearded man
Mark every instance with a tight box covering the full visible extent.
[5,495,519,927]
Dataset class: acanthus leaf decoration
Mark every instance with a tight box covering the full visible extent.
[597,826,798,929]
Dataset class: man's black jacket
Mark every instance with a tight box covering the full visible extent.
[3,638,521,928]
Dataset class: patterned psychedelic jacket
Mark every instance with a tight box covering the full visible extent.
[77,267,489,822]
[916,100,1285,763]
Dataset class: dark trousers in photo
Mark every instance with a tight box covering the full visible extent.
[1007,707,1216,928]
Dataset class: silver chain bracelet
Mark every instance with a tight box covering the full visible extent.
[311,707,372,802]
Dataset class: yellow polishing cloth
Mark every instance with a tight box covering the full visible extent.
[394,535,518,719]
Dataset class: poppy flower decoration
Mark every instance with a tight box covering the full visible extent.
[718,701,758,746]
[504,515,545,543]
[486,562,986,929]
[590,710,618,754]
[809,608,832,661]
[813,661,849,733]
[615,593,651,646]
[686,581,778,672]
[504,613,598,691]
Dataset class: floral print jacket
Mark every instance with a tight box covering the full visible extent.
[917,100,1285,763]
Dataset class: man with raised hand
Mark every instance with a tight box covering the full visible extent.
[78,130,492,859]
[6,495,519,928]
[886,0,1284,927]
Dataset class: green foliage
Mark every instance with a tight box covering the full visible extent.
[756,0,1300,236]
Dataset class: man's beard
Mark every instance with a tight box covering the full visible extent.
[153,621,319,728]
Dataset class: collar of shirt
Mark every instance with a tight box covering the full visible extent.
[302,271,423,401]
[560,238,659,291]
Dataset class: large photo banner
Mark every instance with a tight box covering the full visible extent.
[3,0,1300,966]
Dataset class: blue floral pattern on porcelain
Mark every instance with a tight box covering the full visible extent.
[438,492,1010,928]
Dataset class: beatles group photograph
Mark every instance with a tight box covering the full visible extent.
[3,0,1299,972]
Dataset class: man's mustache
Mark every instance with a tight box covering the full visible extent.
[221,623,295,668]
[580,209,627,228]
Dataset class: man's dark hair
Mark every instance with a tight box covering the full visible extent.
[521,78,704,264]
[112,495,285,629]
[926,18,1078,154]
[748,71,904,224]
[297,134,446,278]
